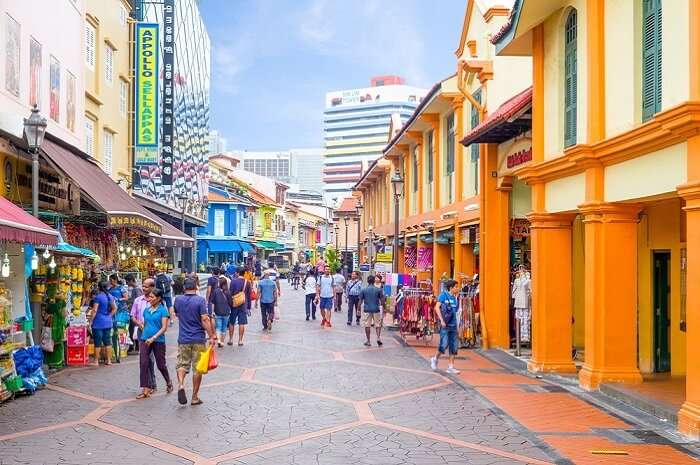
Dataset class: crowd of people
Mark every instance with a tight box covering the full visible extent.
[86,258,463,405]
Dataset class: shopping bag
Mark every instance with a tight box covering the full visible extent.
[274,306,280,320]
[41,327,54,352]
[208,347,218,371]
[195,346,211,374]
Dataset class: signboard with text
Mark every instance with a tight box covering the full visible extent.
[161,0,175,186]
[135,23,159,164]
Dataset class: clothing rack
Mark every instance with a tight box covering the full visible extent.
[458,275,480,348]
[398,287,436,345]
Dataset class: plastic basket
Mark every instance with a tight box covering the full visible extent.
[15,318,33,332]
[66,326,88,347]
[67,346,89,366]
[3,375,23,392]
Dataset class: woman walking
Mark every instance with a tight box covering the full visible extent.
[211,276,231,348]
[89,282,117,366]
[137,288,173,399]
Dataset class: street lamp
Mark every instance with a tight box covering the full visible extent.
[334,223,339,250]
[390,169,404,273]
[343,215,349,274]
[23,105,48,218]
[355,200,363,270]
[368,221,374,272]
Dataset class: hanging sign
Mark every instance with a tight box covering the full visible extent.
[161,0,175,186]
[134,23,159,154]
[108,214,162,235]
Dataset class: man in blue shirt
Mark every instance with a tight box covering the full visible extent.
[257,271,277,331]
[108,274,128,363]
[359,275,385,346]
[431,279,460,374]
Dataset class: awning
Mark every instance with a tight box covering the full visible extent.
[239,241,254,252]
[148,220,194,248]
[256,240,283,250]
[41,139,162,235]
[0,197,59,245]
[203,239,242,253]
[460,87,532,146]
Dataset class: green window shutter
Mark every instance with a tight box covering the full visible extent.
[412,147,418,193]
[470,89,481,162]
[446,114,455,174]
[427,131,434,183]
[564,9,578,147]
[642,0,662,121]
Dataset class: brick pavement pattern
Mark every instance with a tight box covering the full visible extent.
[0,282,698,464]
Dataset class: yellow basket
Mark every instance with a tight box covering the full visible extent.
[87,343,95,355]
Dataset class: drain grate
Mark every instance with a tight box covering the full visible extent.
[626,430,675,445]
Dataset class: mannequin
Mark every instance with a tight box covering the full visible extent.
[511,265,531,343]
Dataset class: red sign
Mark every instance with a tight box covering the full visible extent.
[507,148,532,169]
[511,219,530,239]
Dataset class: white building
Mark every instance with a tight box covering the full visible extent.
[323,76,426,205]
[232,148,324,194]
[208,129,227,155]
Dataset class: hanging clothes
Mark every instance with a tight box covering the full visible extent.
[511,274,531,342]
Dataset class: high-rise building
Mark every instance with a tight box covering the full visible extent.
[290,148,323,194]
[208,129,227,155]
[323,76,427,205]
[234,150,293,184]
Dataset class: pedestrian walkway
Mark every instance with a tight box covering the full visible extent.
[0,284,698,464]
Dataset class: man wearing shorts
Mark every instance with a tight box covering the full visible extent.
[359,275,385,346]
[316,266,335,327]
[257,271,277,331]
[431,279,460,374]
[174,278,216,406]
[228,267,248,345]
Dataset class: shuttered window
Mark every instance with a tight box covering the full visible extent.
[85,119,95,157]
[471,89,481,194]
[564,9,577,147]
[446,113,455,174]
[642,0,662,121]
[426,130,434,183]
[412,146,418,193]
[103,131,113,175]
[104,43,114,86]
[85,23,96,70]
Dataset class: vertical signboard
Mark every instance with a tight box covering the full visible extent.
[134,23,159,164]
[161,0,175,186]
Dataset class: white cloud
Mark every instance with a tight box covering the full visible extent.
[298,0,335,50]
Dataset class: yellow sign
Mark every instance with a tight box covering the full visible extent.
[135,23,159,151]
[108,214,162,235]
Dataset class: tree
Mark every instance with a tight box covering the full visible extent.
[324,246,341,273]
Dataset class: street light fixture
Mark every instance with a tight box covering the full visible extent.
[355,200,363,270]
[343,215,349,274]
[334,223,339,250]
[23,105,48,218]
[390,169,404,273]
[367,221,374,272]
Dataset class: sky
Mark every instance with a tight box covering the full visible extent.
[199,0,466,151]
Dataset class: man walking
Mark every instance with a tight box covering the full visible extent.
[257,271,277,331]
[316,266,335,327]
[130,278,156,388]
[430,279,461,374]
[174,277,217,406]
[346,271,362,326]
[332,268,346,313]
[359,275,385,346]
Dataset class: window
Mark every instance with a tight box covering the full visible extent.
[426,131,434,183]
[446,113,455,204]
[412,146,418,193]
[642,0,662,121]
[119,4,128,26]
[471,89,482,194]
[85,119,95,157]
[85,22,95,70]
[102,131,113,175]
[119,80,127,117]
[214,209,225,236]
[104,43,114,86]
[564,9,578,147]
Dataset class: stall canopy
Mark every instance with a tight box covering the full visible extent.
[0,196,59,245]
[148,220,194,248]
[256,240,283,250]
[460,86,532,146]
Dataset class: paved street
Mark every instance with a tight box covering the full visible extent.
[1,283,699,465]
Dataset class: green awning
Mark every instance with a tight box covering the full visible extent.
[256,240,283,250]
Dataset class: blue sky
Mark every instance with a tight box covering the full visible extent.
[199,0,465,151]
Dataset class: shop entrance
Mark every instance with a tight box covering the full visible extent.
[653,251,671,373]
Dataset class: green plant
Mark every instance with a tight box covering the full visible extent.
[324,246,341,273]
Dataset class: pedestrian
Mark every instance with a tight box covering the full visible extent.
[303,269,318,321]
[346,271,362,326]
[155,269,174,322]
[254,260,262,279]
[264,263,281,298]
[228,267,248,345]
[130,278,156,388]
[359,275,385,346]
[430,279,461,374]
[137,288,173,399]
[89,281,116,366]
[125,274,142,354]
[316,266,335,327]
[257,271,277,331]
[174,277,217,406]
[108,274,128,363]
[206,268,220,305]
[332,268,346,313]
[211,276,231,348]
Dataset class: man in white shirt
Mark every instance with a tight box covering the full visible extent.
[332,270,346,313]
[316,266,335,328]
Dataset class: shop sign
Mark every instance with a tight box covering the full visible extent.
[510,219,530,239]
[161,0,175,186]
[507,148,532,169]
[134,23,159,156]
[14,159,80,215]
[376,244,393,263]
[108,214,162,235]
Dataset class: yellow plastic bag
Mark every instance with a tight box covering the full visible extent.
[195,346,211,374]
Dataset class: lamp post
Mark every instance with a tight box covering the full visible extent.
[334,223,339,250]
[343,215,349,274]
[390,169,404,273]
[23,106,48,218]
[368,221,374,272]
[355,200,363,270]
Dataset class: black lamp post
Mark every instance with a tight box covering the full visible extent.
[368,221,374,272]
[390,169,404,273]
[355,200,363,269]
[23,105,48,218]
[343,215,349,273]
[334,223,339,250]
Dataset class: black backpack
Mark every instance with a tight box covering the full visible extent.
[156,273,172,295]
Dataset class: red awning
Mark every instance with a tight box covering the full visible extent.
[0,197,59,245]
[460,86,532,146]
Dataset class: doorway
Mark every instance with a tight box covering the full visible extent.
[653,251,671,373]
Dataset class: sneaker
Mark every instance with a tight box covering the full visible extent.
[446,366,460,375]
[326,321,333,328]
[306,316,310,321]
[321,319,326,327]
[430,357,438,371]
[347,322,352,326]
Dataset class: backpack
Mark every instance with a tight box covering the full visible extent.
[155,274,172,295]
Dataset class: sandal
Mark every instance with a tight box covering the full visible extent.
[191,398,203,406]
[227,341,233,346]
[136,391,151,399]
[364,341,371,347]
[377,340,383,347]
[177,388,187,405]
[238,342,243,346]
[166,383,174,394]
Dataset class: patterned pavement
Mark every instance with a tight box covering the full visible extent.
[0,282,697,464]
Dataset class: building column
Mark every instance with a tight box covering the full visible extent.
[480,145,511,348]
[678,180,700,439]
[578,202,643,390]
[527,212,577,373]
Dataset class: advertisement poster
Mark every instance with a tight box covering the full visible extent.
[49,55,60,122]
[417,247,433,272]
[29,38,41,107]
[404,245,417,269]
[134,23,159,156]
[376,244,393,263]
[5,15,20,97]
[160,0,175,186]
[66,72,75,132]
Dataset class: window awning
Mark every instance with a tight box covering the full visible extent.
[0,197,59,245]
[238,241,255,252]
[460,87,532,146]
[148,220,194,248]
[256,240,283,250]
[203,239,242,253]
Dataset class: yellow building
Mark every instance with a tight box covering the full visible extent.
[493,0,700,440]
[84,0,132,184]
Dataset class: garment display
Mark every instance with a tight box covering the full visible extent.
[398,286,436,344]
[458,279,480,347]
[511,272,531,343]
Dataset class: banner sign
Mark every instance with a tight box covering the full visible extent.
[135,23,159,153]
[161,0,175,186]
[108,214,162,235]
[417,247,433,271]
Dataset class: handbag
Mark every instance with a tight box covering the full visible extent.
[195,346,211,374]
[41,326,54,352]
[233,291,245,308]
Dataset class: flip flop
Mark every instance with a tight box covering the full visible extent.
[191,398,203,406]
[178,388,187,405]
[166,384,174,394]
[377,340,383,347]
[238,342,243,346]
[227,341,233,346]
[136,392,151,399]
[364,341,371,347]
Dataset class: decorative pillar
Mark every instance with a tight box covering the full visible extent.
[578,202,643,390]
[527,212,577,373]
[677,180,700,439]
